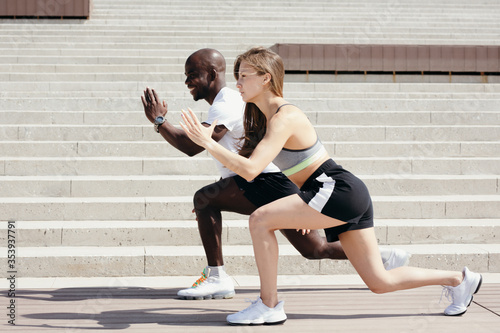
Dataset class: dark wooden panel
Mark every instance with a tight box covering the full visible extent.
[0,0,92,18]
[271,43,500,73]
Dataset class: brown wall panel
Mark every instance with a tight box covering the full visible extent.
[0,0,92,18]
[324,44,336,71]
[417,46,430,71]
[300,45,313,71]
[335,45,349,71]
[270,43,500,74]
[371,45,383,71]
[464,47,476,72]
[65,0,75,17]
[429,46,442,71]
[311,44,325,71]
[287,44,301,71]
[6,0,17,16]
[0,1,6,14]
[487,46,499,72]
[383,45,395,72]
[405,45,419,71]
[26,0,37,15]
[476,46,488,72]
[441,46,453,72]
[452,46,465,71]
[348,45,360,71]
[359,45,372,71]
[394,46,407,71]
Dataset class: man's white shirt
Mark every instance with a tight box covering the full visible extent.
[204,87,280,178]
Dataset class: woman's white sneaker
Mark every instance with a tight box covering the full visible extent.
[442,267,482,316]
[227,297,287,326]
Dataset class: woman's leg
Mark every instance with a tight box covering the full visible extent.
[249,194,465,309]
[248,194,349,308]
[338,228,463,293]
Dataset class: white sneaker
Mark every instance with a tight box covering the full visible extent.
[383,248,411,270]
[177,267,235,300]
[442,267,482,316]
[227,297,287,326]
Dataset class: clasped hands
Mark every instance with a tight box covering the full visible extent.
[141,87,168,123]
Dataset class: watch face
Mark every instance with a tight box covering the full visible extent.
[155,116,164,124]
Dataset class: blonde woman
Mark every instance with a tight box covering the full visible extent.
[180,46,482,326]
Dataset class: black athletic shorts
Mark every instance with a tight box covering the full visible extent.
[298,159,374,242]
[233,172,300,208]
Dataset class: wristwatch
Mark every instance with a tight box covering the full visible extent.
[154,116,166,133]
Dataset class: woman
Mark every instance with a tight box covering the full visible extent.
[180,47,482,326]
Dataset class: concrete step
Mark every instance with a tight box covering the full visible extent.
[7,219,500,247]
[2,30,498,45]
[1,21,498,36]
[11,34,498,45]
[1,124,498,142]
[1,78,498,94]
[2,110,500,126]
[1,195,499,221]
[2,157,498,176]
[2,96,499,111]
[3,243,498,277]
[0,175,497,197]
[2,141,498,158]
[4,82,500,100]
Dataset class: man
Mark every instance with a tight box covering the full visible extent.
[142,48,409,300]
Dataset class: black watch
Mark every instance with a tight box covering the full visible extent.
[154,116,166,133]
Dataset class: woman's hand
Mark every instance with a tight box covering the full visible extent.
[180,108,218,149]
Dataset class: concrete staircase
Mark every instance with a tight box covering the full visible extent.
[1,0,499,279]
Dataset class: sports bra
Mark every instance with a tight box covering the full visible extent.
[272,104,327,176]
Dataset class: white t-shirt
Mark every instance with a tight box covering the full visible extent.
[204,87,280,178]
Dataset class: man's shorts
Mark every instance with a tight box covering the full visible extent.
[233,172,300,208]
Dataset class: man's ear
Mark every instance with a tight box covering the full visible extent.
[209,68,218,81]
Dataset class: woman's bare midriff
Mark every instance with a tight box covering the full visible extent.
[287,152,330,189]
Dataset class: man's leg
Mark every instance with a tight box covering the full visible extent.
[280,229,410,269]
[280,229,347,259]
[193,176,257,266]
[177,176,257,300]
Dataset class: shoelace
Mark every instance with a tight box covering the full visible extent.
[238,298,260,314]
[440,286,454,304]
[191,269,207,288]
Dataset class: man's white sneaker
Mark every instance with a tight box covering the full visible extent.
[177,267,235,300]
[227,297,287,326]
[442,267,482,316]
[383,248,411,270]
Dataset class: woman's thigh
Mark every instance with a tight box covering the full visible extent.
[251,194,347,231]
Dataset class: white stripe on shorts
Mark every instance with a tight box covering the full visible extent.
[308,173,336,213]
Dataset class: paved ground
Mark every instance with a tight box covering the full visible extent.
[2,275,499,332]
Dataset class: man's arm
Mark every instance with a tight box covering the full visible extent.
[142,87,227,156]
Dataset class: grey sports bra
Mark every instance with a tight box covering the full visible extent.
[272,104,327,176]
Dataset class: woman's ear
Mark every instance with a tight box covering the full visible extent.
[263,73,271,85]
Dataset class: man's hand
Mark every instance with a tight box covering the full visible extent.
[141,87,168,124]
